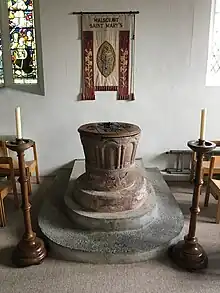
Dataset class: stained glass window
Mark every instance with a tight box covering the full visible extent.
[8,0,38,84]
[0,30,4,84]
[207,0,220,85]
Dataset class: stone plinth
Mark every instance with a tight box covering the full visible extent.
[74,122,146,212]
[38,159,185,264]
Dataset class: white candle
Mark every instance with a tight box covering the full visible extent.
[15,106,22,139]
[199,108,207,141]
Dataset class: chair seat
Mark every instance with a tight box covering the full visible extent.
[0,160,36,174]
[212,179,220,188]
[202,161,220,173]
[210,179,220,200]
[0,181,12,198]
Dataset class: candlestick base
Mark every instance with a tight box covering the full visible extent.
[169,238,208,272]
[12,235,47,268]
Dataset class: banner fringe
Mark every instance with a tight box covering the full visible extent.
[129,93,135,101]
[117,93,135,101]
[95,86,118,91]
[80,93,96,101]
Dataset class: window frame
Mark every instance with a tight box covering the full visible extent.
[206,0,220,86]
[0,0,45,95]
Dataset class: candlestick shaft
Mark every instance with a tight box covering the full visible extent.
[17,151,35,239]
[187,151,203,239]
[15,107,22,139]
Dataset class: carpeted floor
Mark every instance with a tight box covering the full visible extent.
[0,177,220,293]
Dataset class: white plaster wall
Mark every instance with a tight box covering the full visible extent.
[0,0,218,175]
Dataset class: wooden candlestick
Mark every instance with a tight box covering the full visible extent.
[169,139,216,271]
[6,139,47,268]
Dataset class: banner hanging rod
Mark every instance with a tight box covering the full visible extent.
[69,11,139,15]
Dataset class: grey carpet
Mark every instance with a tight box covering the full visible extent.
[0,176,220,293]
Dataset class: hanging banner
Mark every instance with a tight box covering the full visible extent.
[80,13,136,101]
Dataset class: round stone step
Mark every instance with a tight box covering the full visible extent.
[73,169,149,212]
[64,178,158,231]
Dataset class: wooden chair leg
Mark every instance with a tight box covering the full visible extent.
[190,163,195,183]
[27,176,32,195]
[216,198,220,224]
[11,177,19,209]
[0,197,3,227]
[204,184,211,207]
[33,142,40,184]
[0,197,6,227]
[35,164,40,184]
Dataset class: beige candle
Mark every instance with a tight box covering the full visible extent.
[199,108,207,141]
[15,106,22,139]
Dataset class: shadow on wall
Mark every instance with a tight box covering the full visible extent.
[142,153,170,170]
[142,152,192,171]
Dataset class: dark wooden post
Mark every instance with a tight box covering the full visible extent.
[6,139,47,268]
[169,139,216,271]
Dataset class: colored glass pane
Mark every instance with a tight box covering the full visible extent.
[0,32,4,84]
[8,0,38,84]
